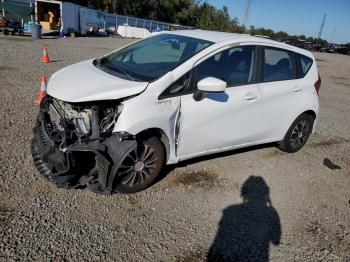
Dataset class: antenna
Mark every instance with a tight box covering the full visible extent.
[318,14,327,39]
[242,0,252,28]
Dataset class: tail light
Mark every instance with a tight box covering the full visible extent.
[314,74,321,95]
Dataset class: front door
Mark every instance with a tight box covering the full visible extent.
[177,45,261,159]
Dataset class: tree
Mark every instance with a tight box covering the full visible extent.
[62,0,329,44]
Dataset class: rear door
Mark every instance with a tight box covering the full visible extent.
[255,45,301,140]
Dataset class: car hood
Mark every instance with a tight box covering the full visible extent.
[46,59,148,102]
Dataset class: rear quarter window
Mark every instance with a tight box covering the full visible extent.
[299,54,313,77]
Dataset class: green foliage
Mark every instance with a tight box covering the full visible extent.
[62,0,327,44]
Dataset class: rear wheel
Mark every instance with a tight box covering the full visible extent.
[279,113,314,153]
[113,136,165,194]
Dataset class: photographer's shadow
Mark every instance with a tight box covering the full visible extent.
[208,176,281,262]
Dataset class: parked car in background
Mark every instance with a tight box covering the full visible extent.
[32,30,321,194]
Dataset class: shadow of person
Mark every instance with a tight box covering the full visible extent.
[207,176,281,262]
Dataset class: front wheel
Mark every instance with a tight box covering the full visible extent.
[279,113,314,153]
[113,136,165,194]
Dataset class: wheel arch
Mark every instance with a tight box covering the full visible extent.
[135,128,171,163]
[280,108,317,141]
[303,110,317,120]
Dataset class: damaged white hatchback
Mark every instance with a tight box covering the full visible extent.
[32,30,321,194]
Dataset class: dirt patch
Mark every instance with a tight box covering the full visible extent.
[303,218,348,255]
[309,136,350,148]
[168,170,220,189]
[261,149,284,158]
[316,58,325,62]
[309,138,342,148]
[127,196,138,205]
[0,37,33,43]
[177,251,206,262]
[0,66,15,72]
[330,76,350,81]
[333,81,349,88]
[0,205,13,225]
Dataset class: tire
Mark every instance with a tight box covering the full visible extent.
[3,29,9,35]
[279,113,314,153]
[113,136,165,194]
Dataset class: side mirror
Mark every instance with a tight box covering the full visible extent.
[193,77,227,101]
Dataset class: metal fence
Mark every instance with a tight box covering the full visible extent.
[113,14,192,31]
[1,0,193,31]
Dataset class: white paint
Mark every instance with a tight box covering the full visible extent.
[47,59,148,102]
[197,77,227,93]
[47,30,320,164]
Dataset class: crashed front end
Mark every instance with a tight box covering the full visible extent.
[31,96,136,194]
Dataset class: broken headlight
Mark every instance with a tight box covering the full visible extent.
[100,104,123,133]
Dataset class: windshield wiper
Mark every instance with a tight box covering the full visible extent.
[112,66,138,81]
[98,57,138,81]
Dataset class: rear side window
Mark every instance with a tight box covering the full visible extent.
[299,55,313,77]
[264,47,294,82]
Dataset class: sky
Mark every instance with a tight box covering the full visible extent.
[208,0,350,44]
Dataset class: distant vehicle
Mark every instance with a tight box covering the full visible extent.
[254,34,271,39]
[32,30,321,194]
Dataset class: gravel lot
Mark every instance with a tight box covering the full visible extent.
[0,35,349,261]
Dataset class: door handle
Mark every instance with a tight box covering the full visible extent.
[293,86,302,92]
[243,92,258,101]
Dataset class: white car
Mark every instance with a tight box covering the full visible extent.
[32,30,321,194]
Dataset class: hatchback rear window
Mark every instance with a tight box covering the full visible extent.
[299,55,313,77]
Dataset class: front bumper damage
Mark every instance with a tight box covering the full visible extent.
[31,98,136,194]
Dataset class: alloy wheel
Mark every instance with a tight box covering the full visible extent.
[117,145,158,187]
[290,120,310,149]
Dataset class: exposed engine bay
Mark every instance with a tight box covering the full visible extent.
[31,96,137,194]
[47,97,123,143]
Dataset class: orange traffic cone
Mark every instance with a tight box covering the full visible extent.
[34,76,47,106]
[41,48,50,63]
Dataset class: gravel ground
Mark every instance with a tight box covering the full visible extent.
[0,35,349,261]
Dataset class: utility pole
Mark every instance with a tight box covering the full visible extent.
[242,0,252,29]
[2,0,5,17]
[318,14,327,39]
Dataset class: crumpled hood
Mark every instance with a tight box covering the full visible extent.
[47,59,148,102]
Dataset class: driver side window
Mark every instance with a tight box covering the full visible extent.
[194,45,256,87]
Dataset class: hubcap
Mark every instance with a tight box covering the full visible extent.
[134,161,145,172]
[117,145,158,187]
[290,120,310,149]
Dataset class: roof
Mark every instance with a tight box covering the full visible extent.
[167,29,251,43]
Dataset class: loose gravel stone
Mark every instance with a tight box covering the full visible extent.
[0,35,349,261]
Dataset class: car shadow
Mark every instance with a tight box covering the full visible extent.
[157,142,277,183]
[207,176,281,261]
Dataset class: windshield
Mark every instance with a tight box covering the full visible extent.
[96,34,213,82]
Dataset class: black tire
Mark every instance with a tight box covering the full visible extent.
[3,29,9,35]
[279,113,314,153]
[113,136,165,194]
